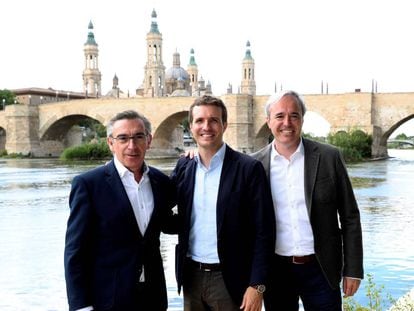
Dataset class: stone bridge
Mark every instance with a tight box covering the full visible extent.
[0,92,413,158]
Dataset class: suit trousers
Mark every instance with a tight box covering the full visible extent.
[183,263,239,311]
[264,254,341,311]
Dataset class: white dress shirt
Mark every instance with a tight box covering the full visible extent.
[269,140,315,256]
[114,156,154,236]
[188,143,226,264]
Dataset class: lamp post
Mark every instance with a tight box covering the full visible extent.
[2,99,5,110]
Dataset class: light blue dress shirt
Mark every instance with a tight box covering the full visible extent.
[188,143,226,264]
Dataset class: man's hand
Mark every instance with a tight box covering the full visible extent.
[181,149,197,159]
[239,286,263,311]
[343,277,361,297]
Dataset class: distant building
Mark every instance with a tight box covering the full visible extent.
[11,87,90,105]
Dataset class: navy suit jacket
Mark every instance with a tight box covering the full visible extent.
[171,145,275,305]
[64,160,177,311]
[251,138,363,288]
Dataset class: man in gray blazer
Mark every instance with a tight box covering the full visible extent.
[251,90,363,311]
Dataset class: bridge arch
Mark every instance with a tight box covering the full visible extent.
[40,114,104,156]
[150,110,189,157]
[383,115,414,143]
[254,122,272,151]
[303,111,331,137]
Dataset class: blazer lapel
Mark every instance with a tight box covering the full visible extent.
[261,144,272,180]
[146,167,160,235]
[216,146,236,235]
[303,139,320,214]
[183,159,197,228]
[104,160,143,238]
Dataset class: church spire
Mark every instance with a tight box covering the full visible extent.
[82,20,102,97]
[240,40,256,95]
[140,9,166,97]
[187,48,199,94]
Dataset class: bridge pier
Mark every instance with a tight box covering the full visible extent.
[223,94,255,154]
[371,126,389,159]
[4,104,42,156]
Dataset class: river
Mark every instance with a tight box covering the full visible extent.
[0,149,413,310]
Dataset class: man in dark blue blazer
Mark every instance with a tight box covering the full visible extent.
[64,110,177,311]
[251,91,363,310]
[171,95,275,311]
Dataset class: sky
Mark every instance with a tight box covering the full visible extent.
[1,0,414,135]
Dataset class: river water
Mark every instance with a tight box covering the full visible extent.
[0,149,413,310]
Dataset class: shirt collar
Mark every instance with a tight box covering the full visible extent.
[113,155,149,179]
[271,138,304,159]
[194,143,226,169]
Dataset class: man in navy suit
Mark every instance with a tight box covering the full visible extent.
[64,110,177,311]
[171,95,275,311]
[251,91,363,310]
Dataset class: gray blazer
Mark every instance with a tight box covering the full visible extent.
[251,138,363,289]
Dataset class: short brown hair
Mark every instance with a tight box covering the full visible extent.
[188,95,228,124]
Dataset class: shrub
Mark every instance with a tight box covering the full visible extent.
[342,273,414,311]
[327,129,372,162]
[60,140,111,160]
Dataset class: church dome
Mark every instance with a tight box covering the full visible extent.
[165,67,189,81]
[165,51,189,81]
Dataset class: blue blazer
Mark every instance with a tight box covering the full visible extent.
[251,138,364,288]
[64,160,177,311]
[171,145,275,305]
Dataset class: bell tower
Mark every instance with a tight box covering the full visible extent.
[82,21,102,97]
[142,9,166,97]
[240,41,256,95]
[187,48,199,94]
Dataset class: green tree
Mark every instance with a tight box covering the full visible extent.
[395,133,408,140]
[0,89,17,109]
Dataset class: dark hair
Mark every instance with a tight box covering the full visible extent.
[106,110,152,137]
[188,95,228,124]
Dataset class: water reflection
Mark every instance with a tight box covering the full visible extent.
[0,151,413,310]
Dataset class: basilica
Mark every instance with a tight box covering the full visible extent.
[84,9,257,99]
[12,9,257,105]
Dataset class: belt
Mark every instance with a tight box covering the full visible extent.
[278,254,315,265]
[189,259,221,271]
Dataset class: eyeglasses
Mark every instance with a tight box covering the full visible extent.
[111,133,148,144]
